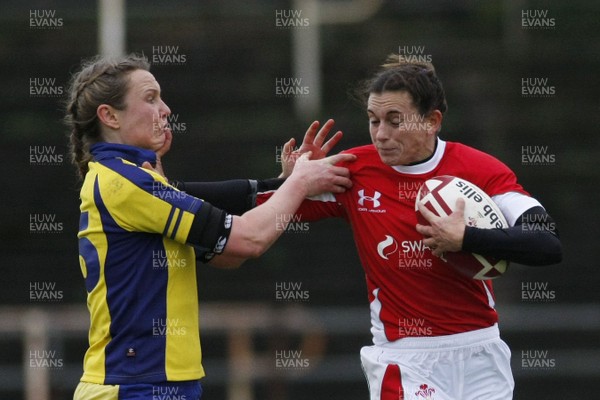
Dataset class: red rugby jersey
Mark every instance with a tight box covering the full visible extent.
[259,139,531,344]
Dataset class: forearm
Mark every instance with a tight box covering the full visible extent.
[189,178,306,268]
[205,151,355,265]
[462,207,562,265]
[222,177,308,259]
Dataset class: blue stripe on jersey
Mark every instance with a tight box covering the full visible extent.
[79,211,100,292]
[170,209,184,241]
[93,177,168,383]
[163,207,177,237]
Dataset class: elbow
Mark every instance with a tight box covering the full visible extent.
[545,237,563,265]
[529,234,563,266]
[226,216,274,259]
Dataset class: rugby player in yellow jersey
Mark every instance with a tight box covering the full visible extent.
[65,54,355,399]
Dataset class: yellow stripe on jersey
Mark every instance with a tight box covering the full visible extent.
[164,238,204,380]
[79,168,112,383]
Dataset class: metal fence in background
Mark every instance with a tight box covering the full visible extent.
[2,304,599,400]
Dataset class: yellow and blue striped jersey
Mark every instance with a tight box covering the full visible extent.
[77,142,208,385]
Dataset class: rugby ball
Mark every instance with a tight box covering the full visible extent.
[415,175,509,280]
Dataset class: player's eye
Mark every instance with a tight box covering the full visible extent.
[369,119,380,126]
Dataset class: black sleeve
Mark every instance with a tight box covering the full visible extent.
[462,206,562,266]
[186,202,233,263]
[171,178,285,215]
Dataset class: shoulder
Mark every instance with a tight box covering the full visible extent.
[446,141,505,164]
[444,141,515,175]
[90,158,168,204]
[442,141,526,197]
[100,157,160,179]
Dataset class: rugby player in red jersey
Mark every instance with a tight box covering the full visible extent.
[158,56,562,399]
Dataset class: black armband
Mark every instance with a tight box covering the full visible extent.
[171,178,285,215]
[462,206,562,266]
[187,202,233,263]
[255,178,286,192]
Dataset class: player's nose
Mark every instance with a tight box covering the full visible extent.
[160,100,171,118]
[375,124,391,141]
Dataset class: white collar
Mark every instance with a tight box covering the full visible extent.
[390,138,446,175]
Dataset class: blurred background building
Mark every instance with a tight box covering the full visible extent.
[1,0,599,399]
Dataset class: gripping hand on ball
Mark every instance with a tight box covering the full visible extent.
[416,199,466,257]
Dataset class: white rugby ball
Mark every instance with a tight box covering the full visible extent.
[415,175,509,280]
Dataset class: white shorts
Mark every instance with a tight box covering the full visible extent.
[360,324,514,400]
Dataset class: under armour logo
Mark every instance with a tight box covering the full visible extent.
[358,189,382,208]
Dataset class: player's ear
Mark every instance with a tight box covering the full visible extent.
[426,110,443,136]
[97,104,120,130]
